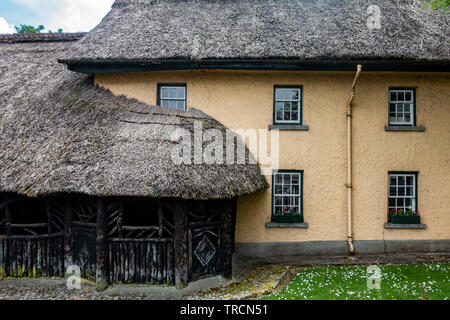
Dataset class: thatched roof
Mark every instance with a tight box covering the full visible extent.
[0,33,86,43]
[61,0,450,65]
[0,35,268,199]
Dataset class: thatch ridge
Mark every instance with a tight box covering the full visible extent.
[0,39,268,199]
[0,32,85,43]
[62,0,449,64]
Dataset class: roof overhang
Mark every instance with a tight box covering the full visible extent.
[59,59,450,74]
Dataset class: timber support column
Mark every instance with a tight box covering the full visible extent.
[64,195,73,275]
[4,199,11,277]
[220,198,237,279]
[173,199,188,289]
[96,197,109,291]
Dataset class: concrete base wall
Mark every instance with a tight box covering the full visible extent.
[235,240,450,258]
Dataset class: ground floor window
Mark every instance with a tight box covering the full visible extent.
[388,172,417,212]
[272,171,303,222]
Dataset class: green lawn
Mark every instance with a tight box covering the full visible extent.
[261,263,450,300]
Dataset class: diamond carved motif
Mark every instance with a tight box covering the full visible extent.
[194,234,216,267]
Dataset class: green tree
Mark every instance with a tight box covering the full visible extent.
[421,0,450,15]
[14,24,45,34]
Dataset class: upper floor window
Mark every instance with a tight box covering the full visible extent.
[388,172,417,213]
[274,86,302,125]
[157,84,186,110]
[389,88,415,126]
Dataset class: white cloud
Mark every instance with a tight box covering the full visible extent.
[0,17,16,34]
[12,0,114,32]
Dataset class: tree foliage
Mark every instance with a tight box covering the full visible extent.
[14,24,63,34]
[421,0,450,15]
[14,24,44,34]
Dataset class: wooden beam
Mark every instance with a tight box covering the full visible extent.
[64,195,73,273]
[220,198,237,279]
[96,197,109,291]
[4,201,11,276]
[173,199,188,289]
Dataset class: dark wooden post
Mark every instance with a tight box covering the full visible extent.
[220,197,237,279]
[96,197,109,291]
[173,199,188,289]
[64,195,73,275]
[4,200,11,277]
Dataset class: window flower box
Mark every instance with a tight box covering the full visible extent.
[389,209,420,224]
[273,208,303,223]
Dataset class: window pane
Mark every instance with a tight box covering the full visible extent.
[161,88,170,99]
[284,102,291,112]
[405,113,411,123]
[292,174,299,184]
[397,198,404,208]
[291,90,299,100]
[389,187,396,196]
[405,92,412,101]
[275,196,282,205]
[292,185,299,195]
[276,102,284,112]
[405,198,411,208]
[398,176,405,185]
[406,187,413,196]
[390,92,396,101]
[177,100,185,110]
[283,185,290,194]
[406,176,413,186]
[274,185,282,194]
[275,174,282,184]
[283,175,291,184]
[398,92,404,101]
[176,88,185,99]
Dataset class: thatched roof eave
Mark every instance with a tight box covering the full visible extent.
[0,38,269,199]
[61,0,450,65]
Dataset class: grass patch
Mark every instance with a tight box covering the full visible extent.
[261,263,449,300]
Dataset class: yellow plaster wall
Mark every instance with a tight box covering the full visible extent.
[95,70,450,243]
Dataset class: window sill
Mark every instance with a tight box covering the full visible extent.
[384,125,425,132]
[384,223,427,229]
[268,124,309,131]
[265,222,309,228]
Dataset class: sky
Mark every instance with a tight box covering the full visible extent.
[0,0,114,33]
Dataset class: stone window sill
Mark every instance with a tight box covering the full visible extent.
[384,125,425,132]
[268,124,309,131]
[384,223,427,229]
[265,222,309,228]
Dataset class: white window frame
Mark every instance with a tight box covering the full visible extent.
[388,89,415,126]
[388,173,417,212]
[272,171,302,215]
[158,85,186,110]
[274,87,302,124]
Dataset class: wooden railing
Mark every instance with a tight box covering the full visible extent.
[108,238,174,285]
[0,234,64,278]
